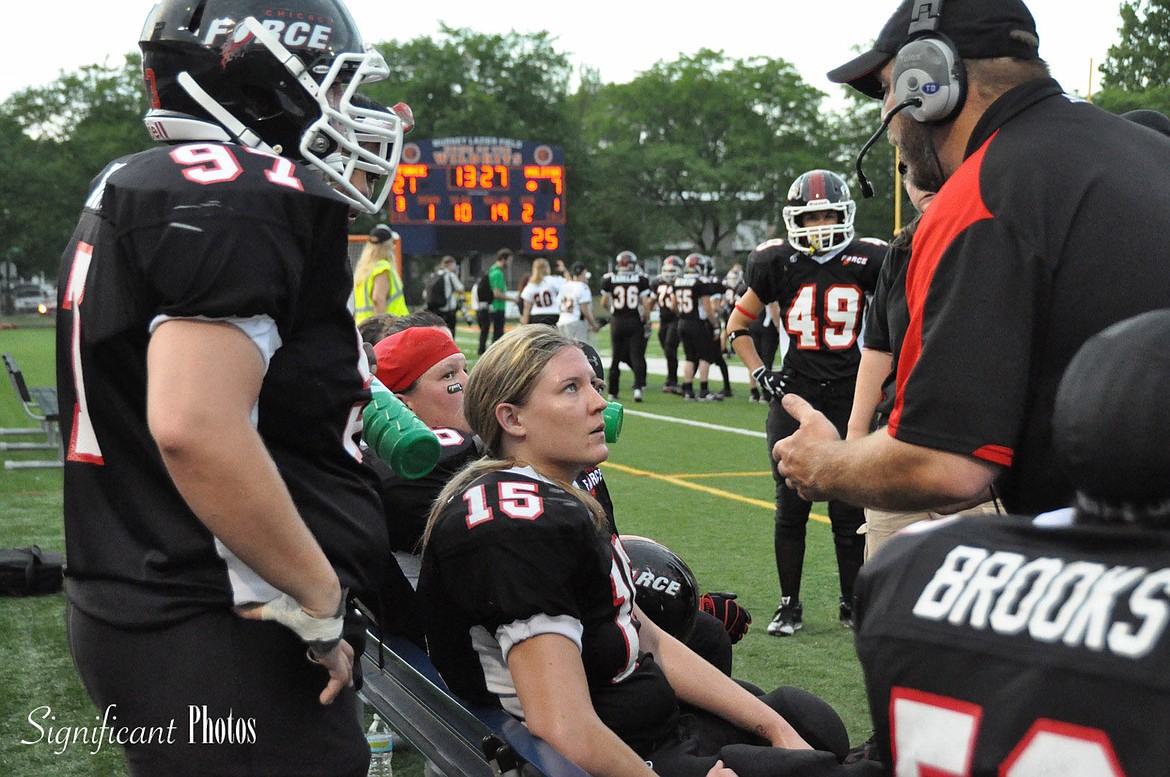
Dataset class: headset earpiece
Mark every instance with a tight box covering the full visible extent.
[891,32,966,123]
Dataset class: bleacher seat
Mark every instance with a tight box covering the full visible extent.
[2,353,63,470]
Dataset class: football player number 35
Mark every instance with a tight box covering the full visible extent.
[891,688,1126,776]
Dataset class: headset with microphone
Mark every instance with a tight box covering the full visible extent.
[856,0,965,197]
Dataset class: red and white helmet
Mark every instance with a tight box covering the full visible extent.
[782,170,856,254]
[661,255,683,279]
[615,250,638,272]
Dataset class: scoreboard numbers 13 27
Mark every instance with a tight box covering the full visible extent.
[389,137,565,255]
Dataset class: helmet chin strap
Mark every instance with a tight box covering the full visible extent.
[175,71,276,153]
[169,16,315,155]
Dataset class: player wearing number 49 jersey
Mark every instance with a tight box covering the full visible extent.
[728,169,886,637]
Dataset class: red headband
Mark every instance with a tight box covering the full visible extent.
[374,327,461,392]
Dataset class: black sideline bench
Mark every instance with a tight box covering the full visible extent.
[2,353,63,470]
[360,632,589,777]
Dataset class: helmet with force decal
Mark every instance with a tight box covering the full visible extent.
[620,535,699,641]
[139,0,411,213]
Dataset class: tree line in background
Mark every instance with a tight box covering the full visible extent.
[2,0,1167,281]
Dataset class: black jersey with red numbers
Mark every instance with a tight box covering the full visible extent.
[418,466,679,755]
[367,426,482,553]
[854,512,1170,777]
[55,142,387,627]
[601,271,651,320]
[888,79,1170,513]
[671,274,723,323]
[745,235,886,383]
[651,275,678,325]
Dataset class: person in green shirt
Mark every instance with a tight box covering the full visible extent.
[485,247,515,349]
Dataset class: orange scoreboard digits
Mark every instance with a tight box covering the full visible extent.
[388,138,566,255]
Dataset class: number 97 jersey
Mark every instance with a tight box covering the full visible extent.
[745,236,886,383]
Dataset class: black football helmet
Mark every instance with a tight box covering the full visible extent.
[1053,309,1170,527]
[615,250,638,273]
[139,0,410,213]
[618,535,699,641]
[783,170,856,254]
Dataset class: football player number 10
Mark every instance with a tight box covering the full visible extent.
[891,687,1126,776]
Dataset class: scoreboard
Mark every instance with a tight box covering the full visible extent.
[388,137,565,255]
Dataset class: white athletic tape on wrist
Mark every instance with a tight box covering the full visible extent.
[255,591,344,651]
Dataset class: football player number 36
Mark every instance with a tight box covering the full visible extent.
[891,688,1125,776]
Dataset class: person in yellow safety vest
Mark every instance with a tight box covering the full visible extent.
[354,223,408,324]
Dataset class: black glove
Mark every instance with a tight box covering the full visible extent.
[751,366,787,401]
[699,592,751,643]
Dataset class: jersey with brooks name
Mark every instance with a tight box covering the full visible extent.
[854,512,1170,777]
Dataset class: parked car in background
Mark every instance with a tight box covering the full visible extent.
[12,284,55,316]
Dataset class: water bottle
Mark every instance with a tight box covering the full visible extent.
[603,400,623,443]
[366,717,394,777]
[363,377,442,479]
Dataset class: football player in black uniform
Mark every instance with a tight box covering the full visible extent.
[673,255,727,401]
[652,255,684,394]
[600,250,652,402]
[419,326,878,777]
[854,309,1170,776]
[56,1,410,774]
[699,255,734,399]
[726,170,886,637]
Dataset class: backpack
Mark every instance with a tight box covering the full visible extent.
[425,271,447,310]
[475,273,494,307]
[0,545,64,596]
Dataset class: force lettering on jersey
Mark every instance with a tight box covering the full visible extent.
[841,254,871,266]
[203,17,334,50]
[912,544,1170,660]
[576,466,604,495]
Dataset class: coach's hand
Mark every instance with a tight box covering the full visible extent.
[751,366,787,401]
[772,393,841,502]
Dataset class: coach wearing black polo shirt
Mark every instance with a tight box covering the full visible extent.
[774,0,1170,516]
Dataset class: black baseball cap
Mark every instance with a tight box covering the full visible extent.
[827,0,1040,99]
[1053,309,1170,520]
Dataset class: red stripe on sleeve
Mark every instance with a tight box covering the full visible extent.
[972,444,1014,466]
[888,136,996,438]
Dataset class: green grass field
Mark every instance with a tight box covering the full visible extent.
[0,318,872,776]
